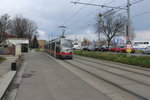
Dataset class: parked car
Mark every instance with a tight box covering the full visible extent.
[102,46,110,52]
[82,46,89,51]
[109,46,135,53]
[141,46,150,54]
[87,46,95,51]
[109,46,121,52]
[82,46,95,51]
[95,46,103,51]
[95,46,109,52]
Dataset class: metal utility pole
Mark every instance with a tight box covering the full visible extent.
[126,0,131,44]
[98,32,100,46]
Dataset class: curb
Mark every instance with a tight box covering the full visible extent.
[0,71,16,100]
[0,55,24,100]
[3,61,27,100]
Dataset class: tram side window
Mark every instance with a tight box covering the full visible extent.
[52,42,55,50]
[56,42,60,52]
[56,46,60,52]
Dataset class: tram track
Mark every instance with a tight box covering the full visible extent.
[45,52,150,100]
[73,58,150,87]
[74,56,150,77]
[63,60,149,100]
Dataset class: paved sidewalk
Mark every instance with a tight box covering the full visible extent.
[0,56,18,77]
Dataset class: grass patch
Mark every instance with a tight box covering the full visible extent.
[0,57,6,63]
[73,50,150,68]
[135,49,142,54]
[34,48,44,52]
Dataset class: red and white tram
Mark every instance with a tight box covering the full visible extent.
[45,38,73,59]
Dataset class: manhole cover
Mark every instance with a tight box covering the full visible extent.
[22,73,32,78]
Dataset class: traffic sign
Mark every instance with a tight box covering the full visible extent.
[126,44,132,53]
[126,44,131,49]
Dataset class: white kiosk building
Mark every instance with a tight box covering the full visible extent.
[5,38,29,55]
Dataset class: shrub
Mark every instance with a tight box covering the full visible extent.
[0,57,6,62]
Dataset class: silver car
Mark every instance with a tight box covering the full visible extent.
[141,46,150,54]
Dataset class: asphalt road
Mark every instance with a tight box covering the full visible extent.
[15,52,110,100]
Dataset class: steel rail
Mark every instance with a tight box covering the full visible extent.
[74,56,150,77]
[73,58,150,87]
[64,60,149,100]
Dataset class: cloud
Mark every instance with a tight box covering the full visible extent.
[67,30,97,41]
[37,30,45,36]
[37,30,47,40]
[134,30,150,41]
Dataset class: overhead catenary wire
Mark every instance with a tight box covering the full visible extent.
[67,0,133,30]
[68,1,133,29]
[68,4,127,30]
[132,10,150,17]
[105,0,116,5]
[69,0,116,27]
[67,9,99,27]
[130,0,144,5]
[62,0,95,25]
[67,20,96,34]
[66,0,144,36]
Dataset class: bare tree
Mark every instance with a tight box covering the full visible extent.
[0,14,11,32]
[81,38,91,46]
[10,15,37,38]
[95,10,127,48]
[0,14,11,43]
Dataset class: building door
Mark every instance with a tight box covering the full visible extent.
[21,44,28,53]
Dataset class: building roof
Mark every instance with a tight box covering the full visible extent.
[6,38,29,40]
[0,32,15,39]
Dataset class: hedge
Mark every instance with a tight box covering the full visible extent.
[73,51,150,68]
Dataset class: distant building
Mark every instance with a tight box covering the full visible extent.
[5,38,29,55]
[38,40,46,50]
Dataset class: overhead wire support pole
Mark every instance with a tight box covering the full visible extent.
[127,0,131,44]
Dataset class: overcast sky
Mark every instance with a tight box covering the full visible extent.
[0,0,149,41]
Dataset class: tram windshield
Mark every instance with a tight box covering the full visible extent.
[61,40,72,48]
